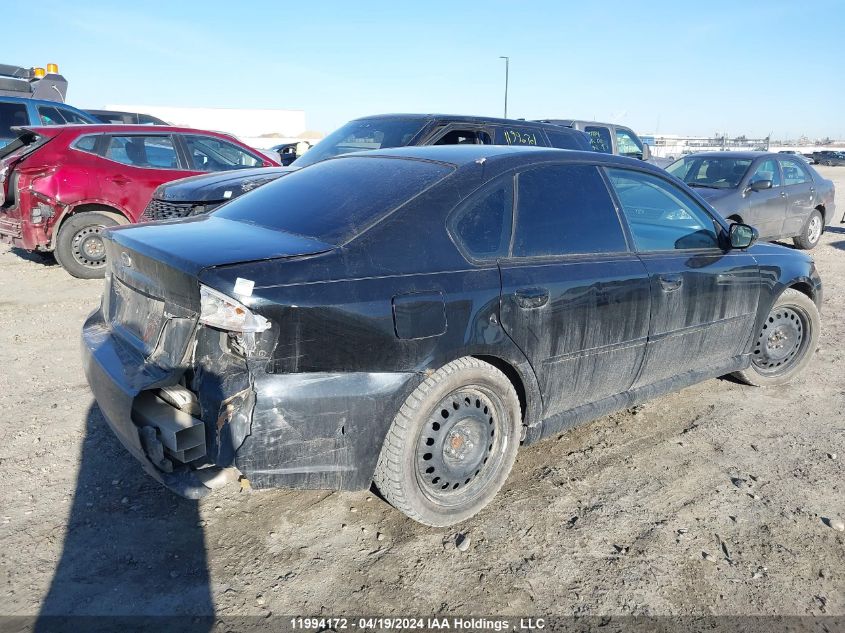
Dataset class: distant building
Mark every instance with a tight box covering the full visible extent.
[103,104,309,149]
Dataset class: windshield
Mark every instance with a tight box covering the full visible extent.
[666,156,754,189]
[214,155,453,244]
[292,118,428,168]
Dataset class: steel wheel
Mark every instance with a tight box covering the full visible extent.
[71,225,108,269]
[374,357,521,526]
[415,386,508,507]
[751,305,810,375]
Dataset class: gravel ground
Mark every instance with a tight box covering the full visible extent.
[0,168,843,622]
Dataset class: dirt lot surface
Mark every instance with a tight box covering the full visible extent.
[0,168,843,624]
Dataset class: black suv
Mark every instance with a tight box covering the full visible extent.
[141,113,592,221]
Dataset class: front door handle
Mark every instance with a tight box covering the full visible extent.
[658,274,683,292]
[780,191,787,198]
[514,287,549,309]
[108,175,130,186]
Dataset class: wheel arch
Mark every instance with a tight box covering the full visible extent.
[469,352,543,438]
[50,203,130,249]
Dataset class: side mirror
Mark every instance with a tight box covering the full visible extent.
[729,223,758,249]
[641,143,651,161]
[748,179,772,193]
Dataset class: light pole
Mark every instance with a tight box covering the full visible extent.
[499,56,509,118]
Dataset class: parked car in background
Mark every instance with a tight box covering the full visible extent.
[85,109,169,125]
[534,118,671,166]
[812,151,845,166]
[142,113,594,221]
[778,150,814,164]
[0,96,97,147]
[666,151,835,249]
[82,145,821,526]
[269,141,309,166]
[0,125,277,277]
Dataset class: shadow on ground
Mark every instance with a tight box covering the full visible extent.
[35,403,214,631]
[9,247,58,266]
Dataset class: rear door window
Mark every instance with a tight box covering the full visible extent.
[584,125,613,153]
[779,157,811,186]
[55,107,91,124]
[105,135,179,169]
[433,129,492,145]
[494,126,542,146]
[0,102,28,138]
[512,164,628,257]
[37,105,68,125]
[183,135,263,171]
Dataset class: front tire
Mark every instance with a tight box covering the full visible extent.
[793,210,823,250]
[733,288,819,387]
[373,357,521,526]
[54,211,120,279]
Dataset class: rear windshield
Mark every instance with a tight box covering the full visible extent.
[214,156,453,244]
[293,118,427,168]
[0,129,46,161]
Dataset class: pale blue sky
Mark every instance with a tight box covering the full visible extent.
[6,0,843,138]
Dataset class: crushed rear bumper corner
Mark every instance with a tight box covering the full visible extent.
[81,309,215,499]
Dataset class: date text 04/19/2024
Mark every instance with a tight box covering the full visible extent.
[289,617,547,630]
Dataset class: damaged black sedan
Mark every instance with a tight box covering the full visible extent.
[82,145,822,526]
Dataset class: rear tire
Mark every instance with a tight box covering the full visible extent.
[732,288,819,387]
[793,210,823,250]
[373,357,521,526]
[54,211,120,279]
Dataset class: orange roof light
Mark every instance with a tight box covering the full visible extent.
[46,63,59,74]
[33,67,46,78]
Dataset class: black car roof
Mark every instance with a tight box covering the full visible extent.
[336,144,662,172]
[351,113,584,130]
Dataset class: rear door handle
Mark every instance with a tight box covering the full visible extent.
[658,274,683,292]
[780,191,787,198]
[514,287,549,309]
[108,175,130,185]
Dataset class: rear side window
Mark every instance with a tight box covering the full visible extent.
[449,176,513,260]
[512,164,627,257]
[545,129,588,151]
[0,102,28,138]
[584,126,613,153]
[215,156,453,244]
[105,135,178,168]
[73,135,98,153]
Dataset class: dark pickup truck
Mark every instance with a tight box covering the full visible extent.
[142,113,593,221]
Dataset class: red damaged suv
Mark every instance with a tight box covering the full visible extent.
[0,125,277,278]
